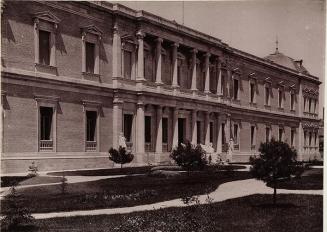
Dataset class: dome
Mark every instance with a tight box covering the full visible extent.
[264,50,309,75]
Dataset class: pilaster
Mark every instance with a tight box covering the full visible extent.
[171,43,179,87]
[136,101,145,153]
[136,30,145,81]
[112,97,123,149]
[155,105,163,153]
[204,53,211,93]
[191,110,197,145]
[191,49,198,91]
[155,38,163,85]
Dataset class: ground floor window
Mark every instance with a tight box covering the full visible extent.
[40,106,53,141]
[162,118,168,144]
[250,126,255,148]
[265,127,270,143]
[233,124,238,144]
[86,111,97,142]
[291,129,295,147]
[278,128,283,142]
[221,123,226,144]
[209,122,214,143]
[197,121,201,144]
[123,114,133,142]
[145,116,152,143]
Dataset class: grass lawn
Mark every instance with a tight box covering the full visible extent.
[267,168,323,190]
[1,171,251,214]
[19,194,322,232]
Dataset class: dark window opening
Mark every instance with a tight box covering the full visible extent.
[123,114,133,142]
[233,124,238,143]
[197,121,201,144]
[222,123,226,144]
[86,111,97,141]
[233,79,239,100]
[178,118,186,144]
[177,65,181,86]
[251,126,255,146]
[209,122,214,143]
[145,116,151,143]
[278,90,283,108]
[279,128,283,141]
[250,83,255,103]
[123,50,132,79]
[86,42,95,73]
[39,30,50,65]
[40,107,53,140]
[266,127,270,143]
[291,129,295,147]
[291,93,295,110]
[162,118,168,143]
[265,87,270,105]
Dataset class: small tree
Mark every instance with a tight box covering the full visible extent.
[250,138,297,205]
[170,141,207,173]
[108,146,134,169]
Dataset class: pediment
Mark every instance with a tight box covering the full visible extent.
[34,11,60,24]
[81,25,103,36]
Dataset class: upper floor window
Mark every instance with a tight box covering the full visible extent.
[265,85,270,106]
[233,78,239,100]
[308,98,312,113]
[290,91,295,111]
[81,25,102,75]
[34,11,60,67]
[278,89,284,108]
[250,82,255,103]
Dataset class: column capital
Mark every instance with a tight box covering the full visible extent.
[156,37,163,43]
[204,52,211,58]
[137,101,145,107]
[171,42,179,48]
[113,98,124,105]
[136,30,145,39]
[191,48,198,54]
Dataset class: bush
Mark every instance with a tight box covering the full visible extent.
[170,141,207,172]
[109,146,134,169]
[1,186,35,231]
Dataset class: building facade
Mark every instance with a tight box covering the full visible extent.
[1,1,321,173]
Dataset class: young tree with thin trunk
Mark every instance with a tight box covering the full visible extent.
[249,138,298,205]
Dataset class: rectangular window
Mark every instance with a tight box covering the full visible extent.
[266,127,270,143]
[278,89,283,108]
[303,97,307,112]
[313,99,317,114]
[221,123,226,144]
[40,107,53,140]
[304,131,307,146]
[251,126,255,146]
[197,121,201,144]
[123,50,132,79]
[85,42,95,73]
[123,114,133,142]
[279,128,283,141]
[290,92,295,111]
[309,132,312,146]
[145,116,151,143]
[221,75,225,95]
[265,86,270,105]
[162,118,168,144]
[250,83,255,103]
[291,129,295,147]
[209,122,214,143]
[314,132,317,146]
[233,79,239,100]
[39,30,50,65]
[86,111,97,142]
[308,98,312,113]
[233,124,238,144]
[177,65,181,86]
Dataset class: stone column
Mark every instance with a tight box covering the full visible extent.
[50,30,56,67]
[226,68,231,99]
[34,19,39,64]
[155,105,163,153]
[216,114,222,153]
[204,112,210,145]
[81,33,86,73]
[171,43,179,87]
[136,31,145,81]
[226,114,232,162]
[113,97,123,149]
[191,110,197,145]
[112,22,121,78]
[172,107,179,148]
[191,49,198,91]
[204,53,211,93]
[216,60,222,95]
[155,38,163,84]
[136,101,145,154]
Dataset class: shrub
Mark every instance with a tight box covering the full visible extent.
[108,146,134,169]
[170,141,207,172]
[1,186,35,230]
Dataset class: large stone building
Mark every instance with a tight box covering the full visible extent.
[1,1,321,173]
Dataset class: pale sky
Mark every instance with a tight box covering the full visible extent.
[116,0,325,118]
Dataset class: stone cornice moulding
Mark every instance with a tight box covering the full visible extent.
[33,11,60,25]
[34,95,60,104]
[81,24,103,40]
